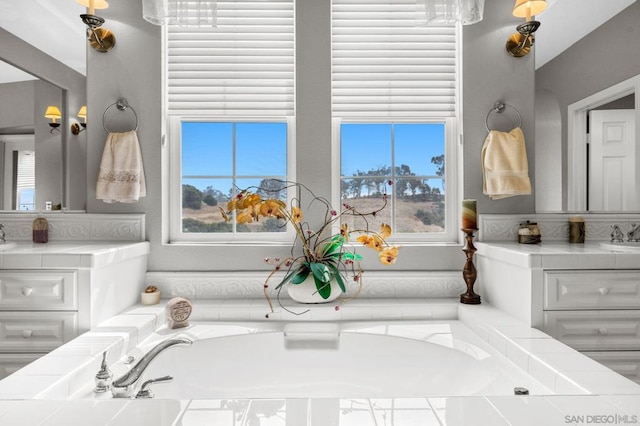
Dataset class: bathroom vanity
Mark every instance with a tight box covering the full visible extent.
[0,241,150,379]
[476,240,640,384]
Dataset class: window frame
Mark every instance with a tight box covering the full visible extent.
[168,115,297,244]
[332,117,460,243]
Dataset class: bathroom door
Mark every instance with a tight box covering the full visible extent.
[588,109,637,211]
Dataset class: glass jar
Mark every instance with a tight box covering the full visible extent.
[32,217,48,243]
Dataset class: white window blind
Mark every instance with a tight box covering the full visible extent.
[16,150,35,191]
[332,0,458,118]
[166,0,295,117]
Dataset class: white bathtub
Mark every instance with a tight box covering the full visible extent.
[93,320,551,400]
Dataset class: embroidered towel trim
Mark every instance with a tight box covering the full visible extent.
[96,130,147,203]
[481,127,532,200]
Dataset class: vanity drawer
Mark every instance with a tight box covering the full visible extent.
[0,353,42,380]
[0,312,77,352]
[544,270,640,310]
[583,351,640,385]
[543,310,640,351]
[0,270,77,310]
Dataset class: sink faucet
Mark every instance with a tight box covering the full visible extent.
[111,336,192,398]
[628,223,640,242]
[611,224,624,243]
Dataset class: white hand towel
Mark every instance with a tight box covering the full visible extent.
[481,127,532,200]
[96,130,147,203]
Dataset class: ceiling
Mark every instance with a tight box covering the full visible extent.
[536,0,637,69]
[0,0,637,82]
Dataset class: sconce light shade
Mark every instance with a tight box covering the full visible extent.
[72,105,88,135]
[512,0,547,19]
[44,106,62,121]
[77,106,87,123]
[76,0,109,10]
[45,106,62,133]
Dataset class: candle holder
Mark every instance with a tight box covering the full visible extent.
[460,228,481,304]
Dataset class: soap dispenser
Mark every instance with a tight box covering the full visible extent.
[32,215,48,243]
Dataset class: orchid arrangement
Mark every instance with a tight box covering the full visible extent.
[220,180,400,315]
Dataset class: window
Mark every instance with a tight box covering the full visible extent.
[179,120,289,235]
[339,122,449,236]
[167,0,460,243]
[332,0,460,242]
[166,0,295,242]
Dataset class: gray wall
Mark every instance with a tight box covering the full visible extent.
[536,1,640,210]
[86,0,538,271]
[0,81,35,131]
[34,80,64,210]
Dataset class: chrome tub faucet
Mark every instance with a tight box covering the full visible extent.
[628,223,640,242]
[111,336,192,398]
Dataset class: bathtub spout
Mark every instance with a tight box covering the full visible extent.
[111,337,192,398]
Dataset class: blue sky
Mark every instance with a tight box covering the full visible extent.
[181,121,445,196]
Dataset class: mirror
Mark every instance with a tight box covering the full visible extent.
[0,25,87,211]
[0,60,64,210]
[566,81,638,213]
[535,1,640,212]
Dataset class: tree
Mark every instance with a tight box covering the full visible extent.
[182,184,203,210]
[202,194,217,206]
[257,179,287,200]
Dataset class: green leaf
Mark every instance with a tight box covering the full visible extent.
[309,262,331,283]
[339,252,363,261]
[321,235,345,257]
[310,262,332,299]
[290,265,310,284]
[327,263,346,293]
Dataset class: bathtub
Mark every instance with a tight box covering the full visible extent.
[87,320,551,400]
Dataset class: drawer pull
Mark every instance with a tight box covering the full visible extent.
[598,327,609,336]
[21,287,33,296]
[598,287,610,296]
[22,330,33,338]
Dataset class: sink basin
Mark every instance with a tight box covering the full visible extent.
[599,241,640,252]
[0,241,17,251]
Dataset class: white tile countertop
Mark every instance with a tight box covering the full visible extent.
[0,241,150,269]
[475,242,640,270]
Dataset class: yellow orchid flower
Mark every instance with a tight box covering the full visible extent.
[291,206,303,223]
[379,246,400,265]
[259,200,282,217]
[238,193,261,210]
[357,234,383,251]
[236,211,253,224]
[219,207,230,222]
[380,223,392,239]
[340,223,349,242]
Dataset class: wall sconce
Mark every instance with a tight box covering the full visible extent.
[44,106,62,133]
[71,106,87,135]
[77,0,116,53]
[506,0,547,57]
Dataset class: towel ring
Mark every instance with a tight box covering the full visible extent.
[103,98,139,133]
[485,101,522,132]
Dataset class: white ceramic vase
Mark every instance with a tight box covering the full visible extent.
[287,274,342,304]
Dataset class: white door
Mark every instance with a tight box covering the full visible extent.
[589,109,637,211]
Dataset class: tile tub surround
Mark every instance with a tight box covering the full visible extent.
[479,213,640,243]
[0,301,638,425]
[0,213,145,242]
